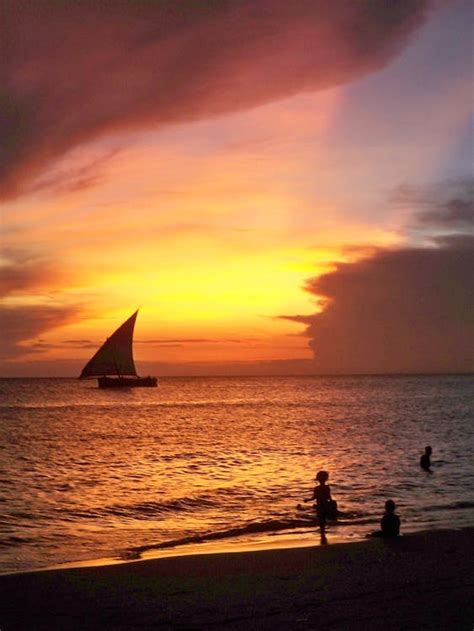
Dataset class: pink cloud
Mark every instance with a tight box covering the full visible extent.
[1,0,430,198]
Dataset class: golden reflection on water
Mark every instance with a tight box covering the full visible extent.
[0,375,473,573]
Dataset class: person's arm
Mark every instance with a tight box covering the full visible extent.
[303,489,316,503]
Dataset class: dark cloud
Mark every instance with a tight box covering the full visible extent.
[285,234,474,374]
[0,304,83,359]
[135,338,256,345]
[63,339,96,348]
[0,249,60,298]
[0,249,84,359]
[1,0,430,198]
[27,339,98,352]
[392,177,474,230]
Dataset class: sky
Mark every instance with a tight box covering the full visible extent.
[1,0,473,376]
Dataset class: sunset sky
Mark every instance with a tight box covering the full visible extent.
[1,0,472,376]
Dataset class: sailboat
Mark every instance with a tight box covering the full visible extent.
[79,310,157,388]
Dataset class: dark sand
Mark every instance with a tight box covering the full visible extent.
[1,528,473,630]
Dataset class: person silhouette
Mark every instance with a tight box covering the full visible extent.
[304,470,337,542]
[368,499,400,538]
[381,499,400,537]
[420,446,433,473]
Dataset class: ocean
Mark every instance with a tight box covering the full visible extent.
[0,375,473,575]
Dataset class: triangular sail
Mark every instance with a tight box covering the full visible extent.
[80,311,138,379]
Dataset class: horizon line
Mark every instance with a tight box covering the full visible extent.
[0,371,472,379]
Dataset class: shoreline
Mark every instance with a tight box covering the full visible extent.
[3,528,352,577]
[1,519,471,578]
[1,527,473,629]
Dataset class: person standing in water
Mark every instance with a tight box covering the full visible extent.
[304,470,336,542]
[420,446,433,473]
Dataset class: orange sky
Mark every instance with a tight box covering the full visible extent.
[1,1,472,376]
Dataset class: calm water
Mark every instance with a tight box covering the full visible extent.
[0,375,473,574]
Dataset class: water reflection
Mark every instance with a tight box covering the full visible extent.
[0,375,473,573]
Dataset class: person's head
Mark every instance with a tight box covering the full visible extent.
[385,499,396,514]
[425,446,432,455]
[315,470,329,484]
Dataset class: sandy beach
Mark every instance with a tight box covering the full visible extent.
[1,527,473,630]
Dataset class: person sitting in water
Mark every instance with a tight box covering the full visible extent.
[420,446,433,473]
[368,499,400,538]
[381,499,400,537]
[303,470,337,535]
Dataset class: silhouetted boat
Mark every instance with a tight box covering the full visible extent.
[79,310,157,388]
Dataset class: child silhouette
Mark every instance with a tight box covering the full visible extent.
[304,470,338,540]
[368,499,400,538]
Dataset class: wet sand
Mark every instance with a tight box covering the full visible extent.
[1,528,473,630]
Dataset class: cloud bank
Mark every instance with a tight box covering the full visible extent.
[286,233,473,374]
[392,178,474,231]
[1,0,430,198]
[0,250,82,359]
[0,305,81,359]
[0,248,56,298]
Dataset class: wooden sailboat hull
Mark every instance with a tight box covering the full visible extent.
[98,376,157,388]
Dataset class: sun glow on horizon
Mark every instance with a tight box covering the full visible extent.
[2,0,471,376]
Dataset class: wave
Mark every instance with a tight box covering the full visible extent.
[123,517,316,558]
[421,500,474,512]
[0,404,134,412]
[105,496,218,519]
[126,495,468,558]
[0,399,312,413]
[52,488,247,521]
[121,512,376,559]
[0,535,36,547]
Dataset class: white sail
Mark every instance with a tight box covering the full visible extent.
[80,311,138,379]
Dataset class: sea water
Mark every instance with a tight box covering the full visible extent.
[0,375,473,574]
